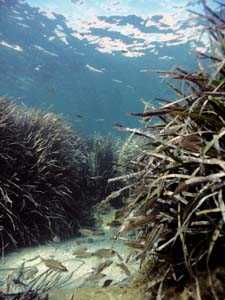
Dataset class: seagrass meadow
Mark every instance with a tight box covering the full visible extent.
[0,99,120,254]
[0,98,93,252]
[105,1,225,299]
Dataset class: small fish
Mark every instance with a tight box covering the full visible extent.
[40,257,68,272]
[79,228,102,237]
[75,252,93,259]
[23,266,39,280]
[86,272,106,282]
[124,240,145,250]
[96,118,105,122]
[118,215,152,233]
[72,246,88,256]
[116,262,131,276]
[93,260,113,275]
[92,249,116,259]
[102,279,113,287]
[75,114,83,119]
[79,228,94,236]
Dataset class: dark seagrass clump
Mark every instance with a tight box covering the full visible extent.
[108,1,225,298]
[86,135,122,208]
[0,98,92,252]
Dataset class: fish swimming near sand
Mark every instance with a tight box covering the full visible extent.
[93,260,113,275]
[72,246,88,256]
[116,262,131,276]
[75,252,93,259]
[123,239,145,250]
[92,248,123,261]
[91,248,116,258]
[40,257,68,272]
[118,215,152,234]
[23,266,39,280]
[79,228,103,237]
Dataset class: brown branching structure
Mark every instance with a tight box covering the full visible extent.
[109,1,225,298]
[0,99,93,252]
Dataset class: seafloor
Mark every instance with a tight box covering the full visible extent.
[0,210,145,299]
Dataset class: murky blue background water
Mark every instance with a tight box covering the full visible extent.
[0,0,208,136]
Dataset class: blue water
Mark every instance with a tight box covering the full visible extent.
[0,0,202,136]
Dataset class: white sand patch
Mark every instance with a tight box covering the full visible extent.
[0,234,138,292]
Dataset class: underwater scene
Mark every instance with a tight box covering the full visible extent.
[1,0,225,299]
